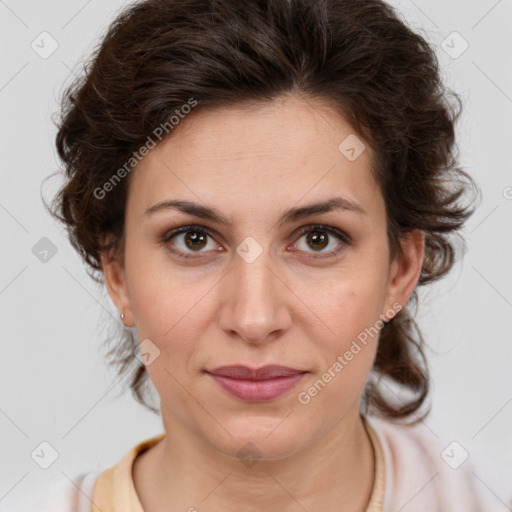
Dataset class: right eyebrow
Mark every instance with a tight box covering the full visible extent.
[145,200,233,225]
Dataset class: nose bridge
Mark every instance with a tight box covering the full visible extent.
[220,241,290,343]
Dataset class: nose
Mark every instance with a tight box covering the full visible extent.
[218,247,292,345]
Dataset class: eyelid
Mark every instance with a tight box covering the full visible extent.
[292,223,351,244]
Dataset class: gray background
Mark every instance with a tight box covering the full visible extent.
[1,0,511,510]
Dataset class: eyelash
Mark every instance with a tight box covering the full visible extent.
[162,224,351,260]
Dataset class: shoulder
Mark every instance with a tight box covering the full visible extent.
[365,415,486,512]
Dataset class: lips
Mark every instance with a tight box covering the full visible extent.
[207,365,306,380]
[206,365,307,402]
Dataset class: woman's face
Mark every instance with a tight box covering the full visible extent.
[102,93,423,460]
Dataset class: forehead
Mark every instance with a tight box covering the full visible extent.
[127,94,382,219]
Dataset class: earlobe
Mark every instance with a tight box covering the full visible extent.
[383,229,425,319]
[100,241,134,326]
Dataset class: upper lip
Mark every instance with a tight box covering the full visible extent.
[206,365,306,380]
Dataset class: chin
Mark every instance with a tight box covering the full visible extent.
[202,418,312,464]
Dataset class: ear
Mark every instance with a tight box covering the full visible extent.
[100,236,134,327]
[382,229,425,321]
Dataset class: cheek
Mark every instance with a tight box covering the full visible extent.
[130,279,213,353]
[297,265,387,348]
[125,253,221,380]
[124,238,209,335]
[127,269,214,416]
[290,264,387,408]
[294,280,383,414]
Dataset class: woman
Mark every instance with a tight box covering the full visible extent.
[43,0,485,510]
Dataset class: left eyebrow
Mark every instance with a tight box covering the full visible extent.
[276,196,367,227]
[144,196,366,226]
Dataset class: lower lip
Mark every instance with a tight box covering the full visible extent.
[208,373,306,402]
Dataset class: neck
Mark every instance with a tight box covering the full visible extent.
[133,407,375,512]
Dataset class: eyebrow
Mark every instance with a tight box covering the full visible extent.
[144,196,366,226]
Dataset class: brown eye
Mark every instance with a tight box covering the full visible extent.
[305,230,329,251]
[183,230,208,251]
[293,224,350,259]
[163,226,218,258]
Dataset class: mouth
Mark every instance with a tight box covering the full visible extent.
[205,365,308,402]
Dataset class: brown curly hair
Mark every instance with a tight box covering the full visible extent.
[44,0,480,422]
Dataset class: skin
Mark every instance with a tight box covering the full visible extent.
[101,92,425,512]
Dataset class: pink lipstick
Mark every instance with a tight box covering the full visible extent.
[206,365,307,402]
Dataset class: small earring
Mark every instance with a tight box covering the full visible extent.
[120,312,125,322]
